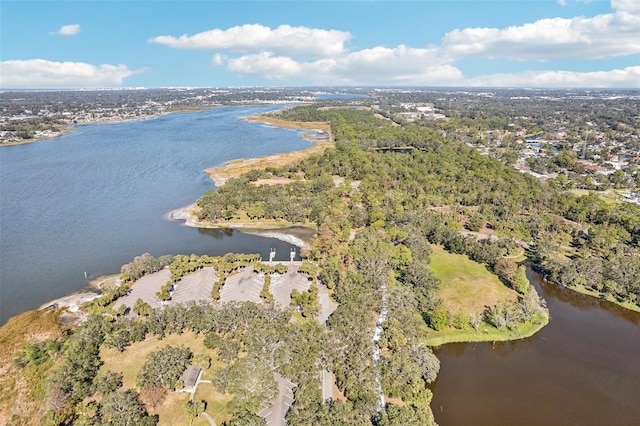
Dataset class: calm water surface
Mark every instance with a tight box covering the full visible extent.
[2,107,639,424]
[430,268,640,425]
[0,106,313,324]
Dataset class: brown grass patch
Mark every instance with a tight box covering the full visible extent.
[205,141,333,187]
[385,396,406,406]
[332,372,347,402]
[0,309,64,364]
[152,391,191,425]
[240,115,331,133]
[100,331,210,390]
[0,309,66,425]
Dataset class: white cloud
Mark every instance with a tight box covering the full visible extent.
[612,0,640,14]
[150,24,350,58]
[212,54,227,66]
[150,1,637,88]
[442,1,640,60]
[0,59,146,88]
[222,46,463,85]
[53,24,81,36]
[465,66,640,88]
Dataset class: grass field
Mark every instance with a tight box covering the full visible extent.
[568,188,625,205]
[429,245,518,315]
[424,245,550,346]
[100,331,232,425]
[422,311,549,347]
[194,383,234,424]
[101,331,209,389]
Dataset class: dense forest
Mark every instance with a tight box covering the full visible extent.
[2,103,638,425]
[200,105,640,307]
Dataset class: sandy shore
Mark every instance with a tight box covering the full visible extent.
[39,291,100,312]
[168,203,316,250]
[205,113,333,186]
[170,113,331,247]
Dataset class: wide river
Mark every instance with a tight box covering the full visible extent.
[0,105,312,324]
[431,268,640,425]
[1,106,638,423]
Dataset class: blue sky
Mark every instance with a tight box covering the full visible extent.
[1,0,638,88]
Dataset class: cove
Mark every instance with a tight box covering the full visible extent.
[0,106,312,324]
[430,267,640,425]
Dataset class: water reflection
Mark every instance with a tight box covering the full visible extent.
[197,227,234,239]
[430,267,640,425]
[0,105,313,324]
[536,276,640,326]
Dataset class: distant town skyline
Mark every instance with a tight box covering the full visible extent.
[1,0,638,88]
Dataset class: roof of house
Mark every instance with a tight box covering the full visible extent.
[180,365,201,389]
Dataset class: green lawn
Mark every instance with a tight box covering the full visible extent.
[100,331,232,424]
[429,245,518,315]
[568,188,625,206]
[194,383,234,425]
[101,331,210,389]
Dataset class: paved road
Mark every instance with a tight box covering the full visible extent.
[321,368,334,402]
[201,412,216,426]
[258,373,296,426]
[316,284,338,325]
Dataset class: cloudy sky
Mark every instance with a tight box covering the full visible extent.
[1,0,638,88]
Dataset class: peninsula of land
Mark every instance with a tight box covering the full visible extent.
[169,113,334,249]
[205,114,333,186]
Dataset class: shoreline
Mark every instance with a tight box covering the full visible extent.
[0,114,167,147]
[423,311,550,347]
[205,113,333,186]
[0,107,215,147]
[168,202,315,250]
[530,264,640,313]
[169,112,332,249]
[37,275,119,312]
[38,291,100,312]
[562,283,640,313]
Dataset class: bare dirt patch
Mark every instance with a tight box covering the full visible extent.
[240,115,331,134]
